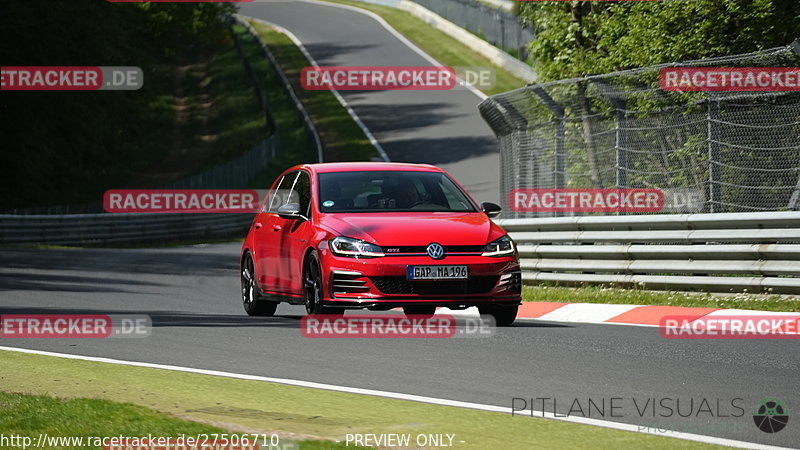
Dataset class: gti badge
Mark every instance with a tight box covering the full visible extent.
[426,242,445,259]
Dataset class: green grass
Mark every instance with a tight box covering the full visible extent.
[0,350,725,449]
[0,392,227,449]
[0,392,363,450]
[247,21,378,166]
[319,0,530,95]
[227,24,318,189]
[230,22,377,189]
[202,31,273,167]
[523,284,800,312]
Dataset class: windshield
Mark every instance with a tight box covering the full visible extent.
[318,171,476,213]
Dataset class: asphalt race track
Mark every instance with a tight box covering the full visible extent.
[239,0,502,204]
[1,2,798,449]
[1,244,798,448]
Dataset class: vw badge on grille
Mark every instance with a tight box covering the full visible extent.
[426,242,445,259]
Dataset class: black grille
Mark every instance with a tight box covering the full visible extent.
[331,273,369,294]
[382,245,484,254]
[501,271,522,293]
[370,276,499,295]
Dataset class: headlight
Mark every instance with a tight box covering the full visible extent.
[482,235,515,257]
[329,236,384,258]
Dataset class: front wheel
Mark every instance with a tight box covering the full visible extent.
[241,254,278,316]
[304,251,344,315]
[478,304,518,327]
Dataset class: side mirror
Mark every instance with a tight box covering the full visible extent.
[277,203,306,220]
[481,202,502,218]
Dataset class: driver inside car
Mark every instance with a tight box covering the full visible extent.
[393,180,421,209]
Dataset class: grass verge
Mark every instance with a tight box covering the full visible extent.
[0,391,360,450]
[523,285,800,312]
[319,0,529,96]
[201,30,273,168]
[246,20,378,165]
[228,23,318,189]
[0,350,724,449]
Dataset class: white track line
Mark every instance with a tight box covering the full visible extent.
[242,15,390,162]
[0,346,789,450]
[295,0,489,101]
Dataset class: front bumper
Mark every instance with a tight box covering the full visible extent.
[319,248,522,308]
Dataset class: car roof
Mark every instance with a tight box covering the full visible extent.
[297,162,443,174]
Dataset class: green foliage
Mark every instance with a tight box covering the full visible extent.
[0,0,234,209]
[518,0,800,81]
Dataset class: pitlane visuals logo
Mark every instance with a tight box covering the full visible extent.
[753,398,789,433]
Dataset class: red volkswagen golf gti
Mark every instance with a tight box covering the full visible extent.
[240,162,522,325]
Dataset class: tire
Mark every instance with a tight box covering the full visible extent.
[479,304,518,327]
[402,305,436,318]
[241,253,278,316]
[304,251,344,315]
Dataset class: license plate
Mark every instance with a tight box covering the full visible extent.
[407,265,468,280]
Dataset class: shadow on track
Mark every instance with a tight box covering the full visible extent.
[0,306,300,329]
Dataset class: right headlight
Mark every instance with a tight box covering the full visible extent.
[329,236,384,258]
[482,235,515,257]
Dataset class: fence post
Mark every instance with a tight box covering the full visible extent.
[789,40,800,210]
[615,108,629,189]
[787,145,800,210]
[707,97,722,213]
[592,79,629,189]
[531,86,566,189]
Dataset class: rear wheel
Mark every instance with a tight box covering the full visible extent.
[304,252,344,315]
[479,304,518,327]
[403,305,436,318]
[241,254,278,316]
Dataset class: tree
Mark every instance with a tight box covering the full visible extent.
[518,0,800,82]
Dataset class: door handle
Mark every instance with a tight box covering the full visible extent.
[254,222,262,229]
[273,224,282,231]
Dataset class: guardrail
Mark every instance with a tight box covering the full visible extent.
[496,212,800,294]
[0,213,254,246]
[229,18,277,134]
[233,15,324,163]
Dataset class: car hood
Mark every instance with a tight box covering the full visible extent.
[319,212,496,246]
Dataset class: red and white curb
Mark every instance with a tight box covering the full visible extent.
[434,303,800,329]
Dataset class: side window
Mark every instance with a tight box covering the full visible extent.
[290,171,311,216]
[266,172,294,213]
[264,175,284,212]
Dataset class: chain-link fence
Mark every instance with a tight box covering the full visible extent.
[479,43,800,218]
[411,0,534,60]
